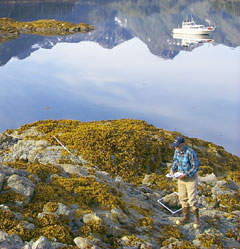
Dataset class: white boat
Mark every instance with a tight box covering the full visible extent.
[173,19,215,35]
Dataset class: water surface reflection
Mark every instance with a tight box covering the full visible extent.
[0,0,240,156]
[0,38,239,155]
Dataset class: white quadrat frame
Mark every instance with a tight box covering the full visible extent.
[157,192,182,214]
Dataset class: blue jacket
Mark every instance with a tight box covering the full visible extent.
[171,146,199,177]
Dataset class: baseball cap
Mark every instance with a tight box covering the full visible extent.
[170,136,185,148]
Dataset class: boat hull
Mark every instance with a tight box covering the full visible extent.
[172,28,214,35]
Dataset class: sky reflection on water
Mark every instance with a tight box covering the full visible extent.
[0,38,239,156]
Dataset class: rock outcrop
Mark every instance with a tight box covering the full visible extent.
[0,119,239,248]
[0,18,94,43]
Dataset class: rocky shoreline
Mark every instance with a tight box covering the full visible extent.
[0,119,239,249]
[0,18,94,43]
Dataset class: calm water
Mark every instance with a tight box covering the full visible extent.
[0,0,239,156]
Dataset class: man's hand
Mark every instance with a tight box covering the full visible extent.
[170,171,174,175]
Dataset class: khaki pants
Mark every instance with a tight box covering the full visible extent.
[178,173,198,209]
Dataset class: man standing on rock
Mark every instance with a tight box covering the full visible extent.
[169,136,200,228]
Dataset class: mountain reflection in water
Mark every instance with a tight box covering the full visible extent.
[0,0,239,156]
[0,0,240,64]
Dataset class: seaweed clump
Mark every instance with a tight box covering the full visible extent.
[10,119,174,184]
[9,119,240,184]
[197,233,224,249]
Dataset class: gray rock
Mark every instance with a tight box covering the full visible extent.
[0,172,5,191]
[232,210,240,216]
[22,222,35,230]
[51,242,67,249]
[161,192,181,210]
[111,207,129,224]
[83,213,101,224]
[0,165,29,177]
[32,236,52,249]
[0,204,11,211]
[0,230,23,249]
[7,174,35,203]
[58,164,89,176]
[13,211,23,220]
[216,180,228,188]
[106,224,124,237]
[1,136,63,164]
[74,237,95,248]
[198,196,210,208]
[142,175,152,186]
[192,239,201,247]
[211,180,236,197]
[212,186,226,196]
[228,180,239,190]
[21,244,32,249]
[115,176,124,183]
[55,203,72,217]
[37,146,63,164]
[95,170,111,181]
[90,246,102,249]
[199,173,218,186]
